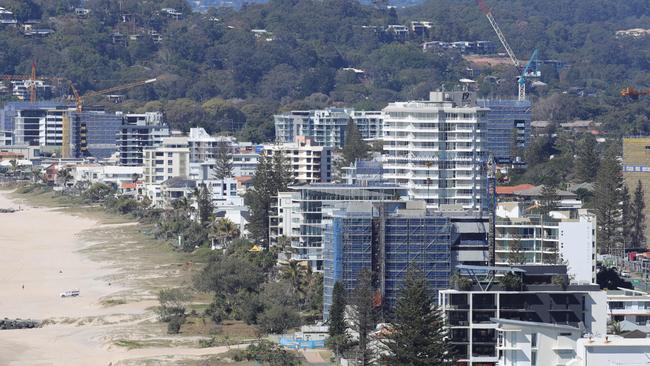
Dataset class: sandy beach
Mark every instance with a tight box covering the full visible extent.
[0,191,233,366]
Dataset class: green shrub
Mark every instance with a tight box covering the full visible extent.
[167,315,184,334]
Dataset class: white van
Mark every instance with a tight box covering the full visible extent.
[60,290,80,298]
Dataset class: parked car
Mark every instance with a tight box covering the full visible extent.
[60,290,80,298]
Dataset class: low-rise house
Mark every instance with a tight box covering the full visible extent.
[158,177,196,207]
[161,8,182,19]
[607,287,650,333]
[74,8,90,17]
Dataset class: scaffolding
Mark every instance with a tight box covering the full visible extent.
[323,204,453,318]
[383,215,451,307]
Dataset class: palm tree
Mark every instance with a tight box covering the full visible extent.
[210,218,240,249]
[280,260,310,306]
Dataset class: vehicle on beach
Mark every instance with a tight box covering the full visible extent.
[60,290,80,298]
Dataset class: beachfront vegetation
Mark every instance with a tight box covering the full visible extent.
[380,267,453,366]
[195,238,322,334]
[8,167,323,337]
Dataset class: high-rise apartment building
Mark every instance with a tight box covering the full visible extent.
[269,183,407,269]
[1,102,121,159]
[322,201,452,319]
[67,111,122,159]
[117,112,169,166]
[263,136,332,184]
[274,108,383,148]
[382,91,489,211]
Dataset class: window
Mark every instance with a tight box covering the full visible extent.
[531,333,537,348]
[531,350,537,365]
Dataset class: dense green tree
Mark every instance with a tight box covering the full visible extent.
[242,340,301,366]
[328,281,347,338]
[621,184,634,248]
[213,142,233,180]
[380,267,453,366]
[575,134,599,183]
[245,156,274,243]
[349,269,377,366]
[257,304,301,334]
[594,148,623,254]
[327,281,349,358]
[524,135,554,167]
[195,184,214,226]
[632,180,646,247]
[342,118,370,165]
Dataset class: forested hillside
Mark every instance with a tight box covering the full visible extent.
[0,0,649,139]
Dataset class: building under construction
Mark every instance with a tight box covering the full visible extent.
[0,101,123,159]
[477,99,531,162]
[322,201,488,319]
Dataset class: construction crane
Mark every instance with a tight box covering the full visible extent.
[0,62,43,102]
[70,78,157,112]
[621,87,650,99]
[477,0,535,101]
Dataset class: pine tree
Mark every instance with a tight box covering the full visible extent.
[195,183,213,225]
[342,118,369,165]
[575,134,599,182]
[349,269,377,366]
[329,281,347,337]
[380,266,453,366]
[212,142,233,180]
[245,155,274,242]
[271,149,294,193]
[245,150,294,244]
[594,147,623,254]
[327,281,349,359]
[621,183,633,248]
[632,180,646,247]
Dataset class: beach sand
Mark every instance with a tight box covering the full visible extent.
[0,191,233,366]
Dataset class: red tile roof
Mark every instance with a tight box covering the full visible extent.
[121,182,138,189]
[236,175,253,184]
[496,184,536,195]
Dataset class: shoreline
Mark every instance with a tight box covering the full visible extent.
[0,190,229,365]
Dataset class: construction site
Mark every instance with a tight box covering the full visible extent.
[0,63,157,159]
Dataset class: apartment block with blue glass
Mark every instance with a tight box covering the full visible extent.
[477,99,531,162]
[322,200,453,319]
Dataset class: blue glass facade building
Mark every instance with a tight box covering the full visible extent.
[477,99,531,162]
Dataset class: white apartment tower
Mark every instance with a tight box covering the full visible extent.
[382,91,488,211]
[143,136,190,185]
[264,136,332,184]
